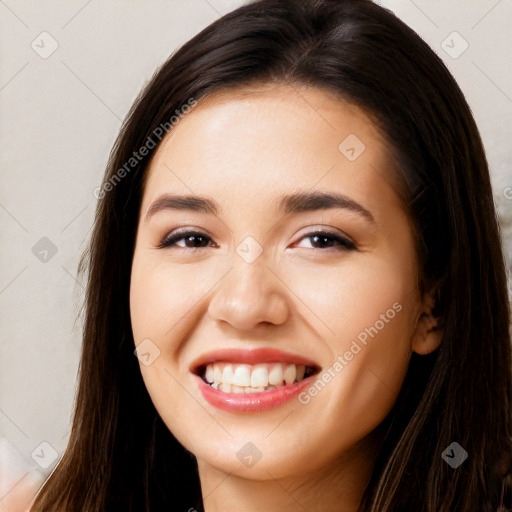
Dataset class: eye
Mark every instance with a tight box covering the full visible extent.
[157,229,216,251]
[158,229,356,252]
[296,231,357,251]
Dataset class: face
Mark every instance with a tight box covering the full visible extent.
[129,85,439,483]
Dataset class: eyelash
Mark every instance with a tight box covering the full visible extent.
[157,229,357,252]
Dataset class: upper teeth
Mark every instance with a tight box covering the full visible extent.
[204,362,307,390]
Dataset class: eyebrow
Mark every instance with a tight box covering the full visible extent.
[144,191,375,224]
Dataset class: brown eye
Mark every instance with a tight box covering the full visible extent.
[296,231,357,251]
[158,230,214,250]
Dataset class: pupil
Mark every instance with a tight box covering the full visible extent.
[187,235,206,247]
[314,235,328,247]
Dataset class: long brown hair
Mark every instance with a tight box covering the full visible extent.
[31,0,512,510]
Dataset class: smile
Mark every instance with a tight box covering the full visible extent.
[204,362,315,392]
[190,348,321,412]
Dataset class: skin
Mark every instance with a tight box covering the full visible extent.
[129,84,442,512]
[0,469,44,512]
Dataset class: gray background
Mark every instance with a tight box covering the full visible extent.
[1,0,511,495]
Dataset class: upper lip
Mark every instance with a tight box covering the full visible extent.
[190,347,321,375]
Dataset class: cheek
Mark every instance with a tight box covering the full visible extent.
[129,255,202,434]
[129,254,207,341]
[289,253,416,434]
[281,248,416,344]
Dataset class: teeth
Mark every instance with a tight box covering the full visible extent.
[233,364,251,386]
[245,386,265,393]
[251,364,269,387]
[203,362,313,392]
[205,365,214,384]
[218,383,231,393]
[268,364,283,386]
[283,364,296,385]
[222,365,234,385]
[213,365,223,383]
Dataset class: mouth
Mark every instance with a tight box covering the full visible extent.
[190,348,321,412]
[197,361,317,393]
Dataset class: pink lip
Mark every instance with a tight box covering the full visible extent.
[194,373,316,413]
[190,347,321,413]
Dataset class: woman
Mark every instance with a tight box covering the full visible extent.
[30,0,512,510]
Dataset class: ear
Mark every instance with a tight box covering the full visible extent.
[411,287,443,355]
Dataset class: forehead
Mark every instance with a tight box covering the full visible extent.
[141,85,401,218]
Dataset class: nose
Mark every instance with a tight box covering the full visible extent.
[207,251,290,332]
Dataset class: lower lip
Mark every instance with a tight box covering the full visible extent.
[195,374,315,413]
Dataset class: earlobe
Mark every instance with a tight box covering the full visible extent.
[411,288,443,355]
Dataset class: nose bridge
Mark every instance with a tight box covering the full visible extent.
[207,241,289,330]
